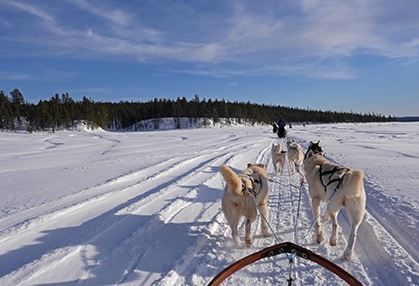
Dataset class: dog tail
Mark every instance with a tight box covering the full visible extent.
[219,165,243,196]
[345,169,365,197]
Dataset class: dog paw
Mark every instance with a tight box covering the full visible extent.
[262,231,272,237]
[235,243,243,249]
[316,234,324,244]
[234,239,243,248]
[329,239,337,246]
[245,237,253,248]
[341,252,353,262]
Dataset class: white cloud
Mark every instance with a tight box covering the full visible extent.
[0,71,31,80]
[10,1,54,22]
[70,0,131,27]
[3,1,419,79]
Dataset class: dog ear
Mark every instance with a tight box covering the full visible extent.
[259,163,265,168]
[247,163,253,168]
[306,149,314,158]
[317,140,320,144]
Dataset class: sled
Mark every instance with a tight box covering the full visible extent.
[277,127,287,138]
[208,241,362,286]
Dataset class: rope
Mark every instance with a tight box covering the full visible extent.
[299,188,338,245]
[249,194,282,245]
[284,156,296,264]
[293,176,305,246]
[287,259,294,286]
[284,174,305,265]
[248,139,306,284]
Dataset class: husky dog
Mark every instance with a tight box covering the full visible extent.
[303,149,366,261]
[219,164,271,248]
[304,140,324,159]
[242,163,267,177]
[287,140,304,173]
[271,143,286,174]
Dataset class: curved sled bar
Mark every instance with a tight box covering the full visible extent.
[207,242,362,286]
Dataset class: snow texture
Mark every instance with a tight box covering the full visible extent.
[0,121,418,285]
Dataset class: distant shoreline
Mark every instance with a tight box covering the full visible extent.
[396,116,419,122]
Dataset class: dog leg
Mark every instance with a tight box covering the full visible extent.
[229,221,242,248]
[259,203,271,237]
[288,160,294,174]
[244,218,253,248]
[326,198,342,246]
[223,199,242,248]
[342,227,359,261]
[329,212,339,246]
[311,196,324,243]
[342,199,365,261]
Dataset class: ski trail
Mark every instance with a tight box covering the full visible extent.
[199,140,375,285]
[1,126,417,285]
[0,134,260,285]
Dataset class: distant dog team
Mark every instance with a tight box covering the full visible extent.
[271,142,286,174]
[287,140,304,174]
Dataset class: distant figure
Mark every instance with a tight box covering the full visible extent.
[278,119,286,128]
[272,122,279,134]
[277,119,287,138]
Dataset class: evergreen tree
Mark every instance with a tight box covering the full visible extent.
[0,91,12,129]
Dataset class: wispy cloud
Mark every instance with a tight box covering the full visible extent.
[0,71,31,80]
[2,0,418,79]
[70,0,131,27]
[10,1,54,22]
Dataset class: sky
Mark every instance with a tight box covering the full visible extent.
[1,0,419,117]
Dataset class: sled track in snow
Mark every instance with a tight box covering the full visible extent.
[195,139,418,285]
[0,134,263,285]
[1,131,417,285]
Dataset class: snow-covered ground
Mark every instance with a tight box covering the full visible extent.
[0,122,418,285]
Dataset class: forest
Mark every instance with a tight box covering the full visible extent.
[0,88,395,132]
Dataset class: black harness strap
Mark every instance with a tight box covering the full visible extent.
[242,176,262,198]
[319,165,349,191]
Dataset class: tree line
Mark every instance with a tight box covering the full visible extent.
[0,89,395,132]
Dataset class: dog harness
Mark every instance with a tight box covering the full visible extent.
[241,176,262,198]
[319,165,349,191]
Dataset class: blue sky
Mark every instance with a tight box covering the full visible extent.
[1,0,418,116]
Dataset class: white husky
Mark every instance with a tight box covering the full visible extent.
[271,143,286,174]
[303,149,366,261]
[287,140,303,173]
[219,164,271,248]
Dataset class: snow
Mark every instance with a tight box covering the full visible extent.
[0,122,418,285]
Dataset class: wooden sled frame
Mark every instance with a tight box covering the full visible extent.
[208,242,362,286]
